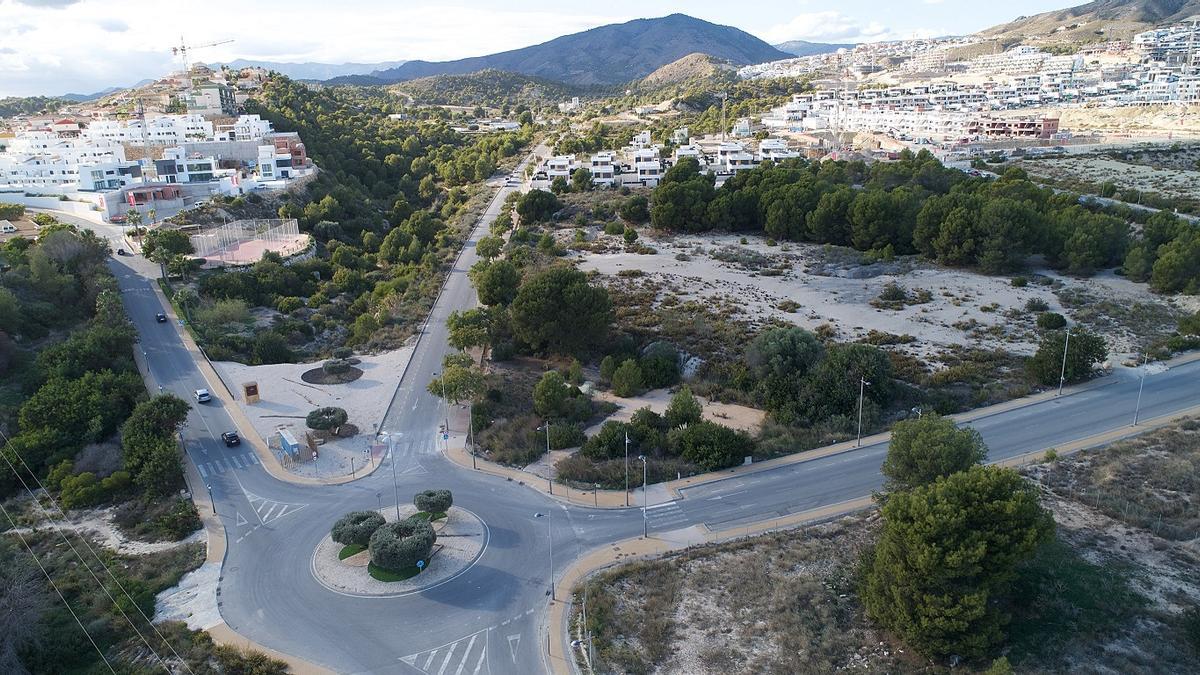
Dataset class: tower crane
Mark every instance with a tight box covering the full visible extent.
[172,37,234,73]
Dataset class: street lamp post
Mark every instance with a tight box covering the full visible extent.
[468,401,476,470]
[624,430,630,507]
[540,422,553,494]
[594,483,599,507]
[1057,328,1072,396]
[384,435,400,521]
[534,512,554,600]
[856,377,871,447]
[638,455,648,538]
[1133,353,1148,426]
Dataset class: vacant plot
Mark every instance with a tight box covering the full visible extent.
[575,232,1182,363]
[575,419,1200,674]
[1017,155,1200,204]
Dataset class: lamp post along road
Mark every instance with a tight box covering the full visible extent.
[534,512,554,600]
[856,377,871,447]
[639,455,648,538]
[542,423,553,494]
[1058,328,1072,396]
[1133,352,1148,426]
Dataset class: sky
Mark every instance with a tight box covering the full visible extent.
[0,0,1080,97]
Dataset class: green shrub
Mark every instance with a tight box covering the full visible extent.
[599,355,617,384]
[604,221,625,236]
[332,346,353,359]
[306,406,348,431]
[1025,298,1050,313]
[413,489,453,514]
[59,472,104,508]
[322,358,352,375]
[331,511,386,547]
[1036,312,1067,330]
[369,516,436,572]
[154,498,200,540]
[669,421,753,471]
[1011,277,1028,288]
[611,359,644,397]
[276,296,304,314]
[548,423,586,449]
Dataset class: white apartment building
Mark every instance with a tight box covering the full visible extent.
[214,114,275,142]
[757,138,799,162]
[588,152,616,185]
[546,155,575,181]
[86,115,214,146]
[154,147,220,184]
[629,131,653,149]
[629,147,662,186]
[187,82,237,116]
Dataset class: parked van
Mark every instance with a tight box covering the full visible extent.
[0,221,16,234]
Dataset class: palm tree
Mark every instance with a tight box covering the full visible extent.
[125,208,142,227]
[147,208,157,224]
[173,287,198,322]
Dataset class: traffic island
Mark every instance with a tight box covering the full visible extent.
[311,505,487,597]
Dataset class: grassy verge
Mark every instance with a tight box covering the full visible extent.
[411,511,447,522]
[338,543,366,560]
[368,561,421,582]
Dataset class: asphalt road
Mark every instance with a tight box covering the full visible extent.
[47,153,1200,674]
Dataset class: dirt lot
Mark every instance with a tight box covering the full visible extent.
[574,419,1200,674]
[573,230,1188,363]
[1017,154,1200,203]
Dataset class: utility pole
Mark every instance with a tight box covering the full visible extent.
[1132,352,1148,426]
[387,436,400,520]
[856,377,871,446]
[638,455,648,538]
[1057,327,1072,396]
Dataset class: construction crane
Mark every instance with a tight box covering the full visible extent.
[172,37,234,74]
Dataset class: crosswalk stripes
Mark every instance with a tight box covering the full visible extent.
[196,452,259,478]
[241,488,307,525]
[646,502,690,528]
[400,629,488,675]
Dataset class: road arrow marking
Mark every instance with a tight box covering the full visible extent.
[235,511,248,527]
[507,634,520,663]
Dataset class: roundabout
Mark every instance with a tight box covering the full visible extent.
[310,504,489,598]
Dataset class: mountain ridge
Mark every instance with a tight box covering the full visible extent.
[328,14,789,86]
[215,59,408,81]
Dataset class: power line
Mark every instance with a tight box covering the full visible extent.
[0,449,174,673]
[0,500,118,675]
[0,429,196,674]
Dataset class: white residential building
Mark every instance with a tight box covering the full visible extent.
[154,147,220,184]
[546,155,575,181]
[85,115,214,146]
[757,138,799,162]
[588,152,616,185]
[629,147,662,186]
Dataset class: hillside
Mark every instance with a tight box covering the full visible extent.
[982,0,1200,44]
[330,14,789,86]
[638,53,738,88]
[216,59,407,81]
[391,69,583,107]
[774,39,856,57]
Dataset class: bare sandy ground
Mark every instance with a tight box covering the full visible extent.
[213,344,413,478]
[1018,155,1200,201]
[589,388,766,436]
[576,232,1186,362]
[8,504,205,555]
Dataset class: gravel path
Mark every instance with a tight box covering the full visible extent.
[310,505,486,596]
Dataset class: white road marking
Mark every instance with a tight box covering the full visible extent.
[435,640,458,675]
[197,463,208,478]
[422,648,439,670]
[646,500,677,510]
[506,634,520,663]
[453,635,478,675]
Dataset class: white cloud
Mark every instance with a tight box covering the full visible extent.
[763,11,896,43]
[0,1,629,96]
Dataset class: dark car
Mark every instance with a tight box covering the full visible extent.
[156,312,167,323]
[116,248,129,256]
[221,431,240,447]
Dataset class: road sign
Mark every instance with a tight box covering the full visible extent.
[416,560,425,570]
[442,433,449,440]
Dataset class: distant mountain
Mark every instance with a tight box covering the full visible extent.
[217,59,408,81]
[982,0,1200,44]
[330,14,790,86]
[773,40,856,57]
[60,80,154,102]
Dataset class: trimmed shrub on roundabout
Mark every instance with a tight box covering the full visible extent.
[414,489,453,514]
[369,516,437,572]
[306,406,348,432]
[331,511,385,547]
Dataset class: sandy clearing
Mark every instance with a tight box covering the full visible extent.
[154,561,222,630]
[8,504,205,556]
[576,231,1184,361]
[213,344,413,478]
[589,388,766,436]
[1019,155,1200,201]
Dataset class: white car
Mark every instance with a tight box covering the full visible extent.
[193,388,212,403]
